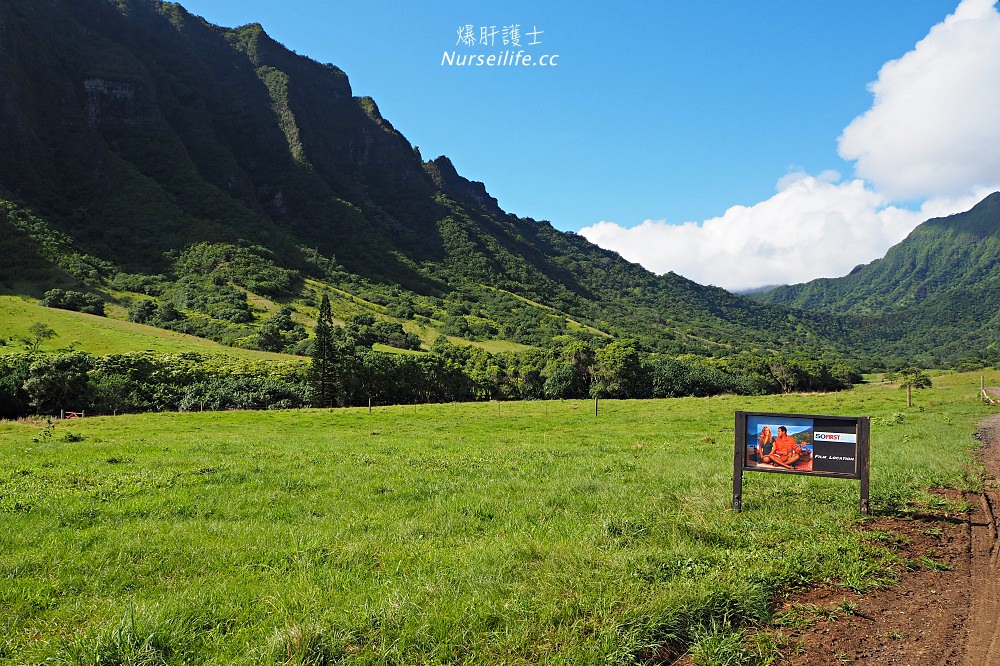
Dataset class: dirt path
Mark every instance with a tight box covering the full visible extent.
[768,413,1000,665]
[962,414,1000,665]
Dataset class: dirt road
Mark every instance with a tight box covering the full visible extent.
[773,413,1000,665]
[959,414,1000,666]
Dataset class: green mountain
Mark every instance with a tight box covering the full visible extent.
[751,193,1000,367]
[3,0,999,377]
[754,192,1000,314]
[0,0,863,361]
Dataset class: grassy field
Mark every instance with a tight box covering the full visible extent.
[1,372,995,664]
[0,295,297,360]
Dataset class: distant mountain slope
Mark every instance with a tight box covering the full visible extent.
[0,0,868,360]
[754,192,1000,315]
[5,0,997,370]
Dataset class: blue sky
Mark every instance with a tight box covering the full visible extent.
[176,1,1000,290]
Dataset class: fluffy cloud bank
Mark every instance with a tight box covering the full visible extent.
[582,176,990,291]
[581,0,1000,292]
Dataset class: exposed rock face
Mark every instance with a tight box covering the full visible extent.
[348,96,423,183]
[425,156,503,217]
[83,78,157,125]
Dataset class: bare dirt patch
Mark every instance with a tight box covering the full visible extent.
[765,414,1000,665]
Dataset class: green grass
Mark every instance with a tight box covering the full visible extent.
[0,295,297,360]
[0,372,994,664]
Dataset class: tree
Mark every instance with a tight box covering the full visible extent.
[543,338,593,399]
[592,341,648,399]
[40,289,105,316]
[543,364,577,399]
[128,299,157,324]
[23,353,92,414]
[0,354,32,418]
[254,306,306,353]
[899,367,932,407]
[24,322,58,351]
[309,294,339,406]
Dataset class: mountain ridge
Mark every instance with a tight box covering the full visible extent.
[1,0,998,371]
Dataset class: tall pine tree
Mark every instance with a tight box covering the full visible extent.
[310,294,339,406]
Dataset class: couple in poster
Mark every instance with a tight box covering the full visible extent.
[748,420,814,471]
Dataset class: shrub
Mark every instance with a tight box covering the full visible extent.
[23,352,93,415]
[40,289,105,316]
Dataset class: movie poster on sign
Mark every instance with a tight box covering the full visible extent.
[740,413,862,477]
[745,415,814,472]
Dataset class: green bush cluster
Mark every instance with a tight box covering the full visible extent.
[0,352,309,417]
[173,242,299,297]
[40,289,105,316]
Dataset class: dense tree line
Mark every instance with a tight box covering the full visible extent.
[0,339,860,419]
[0,352,308,419]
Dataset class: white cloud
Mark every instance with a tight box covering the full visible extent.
[582,176,913,291]
[582,177,995,291]
[583,0,1000,292]
[838,0,1000,199]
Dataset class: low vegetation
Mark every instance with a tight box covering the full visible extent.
[0,371,991,664]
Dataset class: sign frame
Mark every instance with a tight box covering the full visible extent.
[732,411,870,514]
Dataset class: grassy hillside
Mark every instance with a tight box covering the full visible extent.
[0,295,296,359]
[1,373,991,663]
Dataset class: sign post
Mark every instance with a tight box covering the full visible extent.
[733,411,871,514]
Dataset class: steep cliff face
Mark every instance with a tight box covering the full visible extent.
[0,0,445,277]
[83,78,158,125]
[425,156,505,218]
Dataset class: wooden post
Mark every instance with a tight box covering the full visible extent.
[594,396,598,416]
[368,396,372,414]
[907,383,912,408]
[732,412,744,512]
[859,416,871,515]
